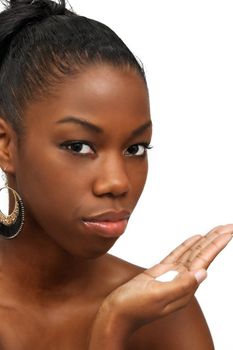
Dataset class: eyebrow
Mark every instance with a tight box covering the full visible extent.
[56,116,102,133]
[131,120,152,138]
[56,115,152,137]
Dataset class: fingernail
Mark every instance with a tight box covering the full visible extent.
[194,269,207,284]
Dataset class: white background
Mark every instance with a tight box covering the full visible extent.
[1,1,233,348]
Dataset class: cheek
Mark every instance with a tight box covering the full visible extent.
[15,152,91,226]
[128,160,148,200]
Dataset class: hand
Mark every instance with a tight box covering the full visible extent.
[99,224,233,334]
[88,224,233,349]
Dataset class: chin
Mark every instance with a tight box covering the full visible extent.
[63,237,117,260]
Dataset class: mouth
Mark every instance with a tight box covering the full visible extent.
[81,210,130,238]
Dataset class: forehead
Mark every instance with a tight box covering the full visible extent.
[23,63,151,132]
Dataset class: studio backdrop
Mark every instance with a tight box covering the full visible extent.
[1,1,233,349]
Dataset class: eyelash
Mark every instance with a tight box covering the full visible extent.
[60,141,153,157]
[125,143,153,157]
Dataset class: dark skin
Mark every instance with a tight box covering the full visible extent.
[0,63,232,349]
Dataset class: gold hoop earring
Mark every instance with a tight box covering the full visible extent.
[0,186,25,239]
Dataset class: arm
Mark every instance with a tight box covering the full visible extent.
[87,300,129,350]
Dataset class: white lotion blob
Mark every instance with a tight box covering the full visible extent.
[155,270,179,282]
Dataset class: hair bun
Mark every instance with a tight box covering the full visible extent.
[0,0,68,70]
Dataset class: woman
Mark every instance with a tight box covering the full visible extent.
[0,0,232,349]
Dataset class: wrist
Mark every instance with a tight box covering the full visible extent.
[88,299,131,350]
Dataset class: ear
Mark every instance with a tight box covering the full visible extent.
[0,117,17,174]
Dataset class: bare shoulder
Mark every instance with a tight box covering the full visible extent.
[106,253,145,273]
[93,253,145,298]
[102,253,144,284]
[126,297,214,350]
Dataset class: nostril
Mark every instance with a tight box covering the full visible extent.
[93,181,129,198]
[92,174,130,198]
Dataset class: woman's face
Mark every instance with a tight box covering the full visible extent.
[14,64,152,258]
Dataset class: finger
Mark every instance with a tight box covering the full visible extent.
[179,232,220,265]
[160,225,233,266]
[160,235,202,264]
[203,224,233,240]
[189,232,232,270]
[179,224,233,266]
[205,224,233,237]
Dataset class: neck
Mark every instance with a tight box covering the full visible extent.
[0,216,104,301]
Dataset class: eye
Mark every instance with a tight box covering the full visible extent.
[61,141,95,155]
[125,143,153,157]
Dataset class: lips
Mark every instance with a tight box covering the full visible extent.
[82,210,130,238]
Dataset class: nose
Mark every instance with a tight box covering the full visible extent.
[92,155,130,198]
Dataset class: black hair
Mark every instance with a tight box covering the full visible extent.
[0,0,146,133]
